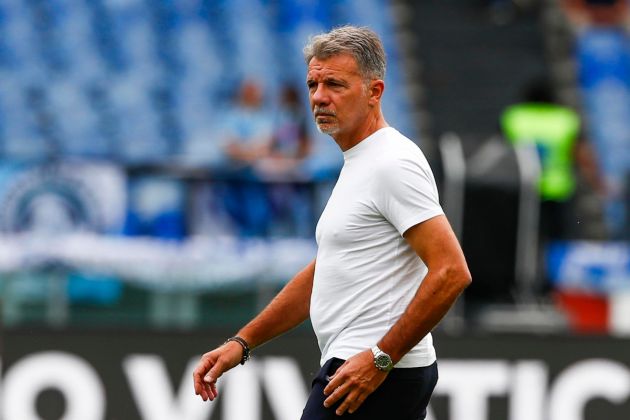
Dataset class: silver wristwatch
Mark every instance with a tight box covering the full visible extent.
[371,345,394,372]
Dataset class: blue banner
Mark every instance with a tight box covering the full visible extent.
[578,28,630,237]
[548,241,630,293]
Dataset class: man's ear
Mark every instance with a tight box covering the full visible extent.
[368,79,385,106]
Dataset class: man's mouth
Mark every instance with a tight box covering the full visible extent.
[314,107,336,118]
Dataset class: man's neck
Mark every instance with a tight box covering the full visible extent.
[334,113,388,152]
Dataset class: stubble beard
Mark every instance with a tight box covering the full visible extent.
[313,106,340,136]
[316,122,340,136]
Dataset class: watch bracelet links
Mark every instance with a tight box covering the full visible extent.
[225,336,251,365]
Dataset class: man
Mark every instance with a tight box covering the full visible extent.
[501,78,604,240]
[193,26,471,419]
[218,79,275,236]
[221,80,275,166]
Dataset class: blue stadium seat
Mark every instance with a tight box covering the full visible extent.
[0,4,14,69]
[0,0,416,164]
[0,79,51,161]
[86,0,127,73]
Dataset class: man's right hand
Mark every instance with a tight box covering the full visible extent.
[192,259,316,402]
[192,341,244,401]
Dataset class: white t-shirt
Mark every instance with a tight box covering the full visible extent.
[311,127,444,368]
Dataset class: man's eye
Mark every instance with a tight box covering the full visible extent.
[328,81,345,88]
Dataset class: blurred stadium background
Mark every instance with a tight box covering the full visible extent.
[1,0,629,419]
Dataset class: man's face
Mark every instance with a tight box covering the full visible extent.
[306,54,370,137]
[240,81,263,108]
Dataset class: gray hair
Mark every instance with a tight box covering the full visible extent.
[303,26,386,81]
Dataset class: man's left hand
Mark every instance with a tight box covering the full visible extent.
[323,349,389,416]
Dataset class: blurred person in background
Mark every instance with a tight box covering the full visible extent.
[256,84,314,236]
[222,80,275,165]
[215,79,275,236]
[501,78,604,240]
[194,26,471,419]
[219,81,314,236]
[258,84,312,174]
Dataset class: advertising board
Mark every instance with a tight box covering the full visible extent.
[2,329,629,420]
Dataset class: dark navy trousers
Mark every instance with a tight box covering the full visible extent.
[300,358,438,420]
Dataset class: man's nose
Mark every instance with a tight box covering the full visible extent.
[311,84,329,106]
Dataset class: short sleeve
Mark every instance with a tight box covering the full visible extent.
[373,156,444,236]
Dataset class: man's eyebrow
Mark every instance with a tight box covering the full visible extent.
[305,75,351,87]
[324,77,348,86]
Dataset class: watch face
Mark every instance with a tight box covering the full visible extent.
[375,354,393,370]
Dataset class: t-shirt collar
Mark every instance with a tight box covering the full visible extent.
[342,127,393,161]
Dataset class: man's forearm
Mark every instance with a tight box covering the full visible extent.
[237,259,315,349]
[378,266,471,364]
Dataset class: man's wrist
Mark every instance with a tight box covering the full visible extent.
[225,336,251,365]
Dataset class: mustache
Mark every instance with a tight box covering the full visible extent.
[313,107,336,117]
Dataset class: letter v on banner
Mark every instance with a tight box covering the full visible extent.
[222,359,261,420]
[123,355,214,420]
[260,357,309,420]
[124,355,308,420]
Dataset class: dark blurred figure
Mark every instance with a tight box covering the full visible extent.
[487,0,517,25]
[501,78,603,240]
[258,85,311,173]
